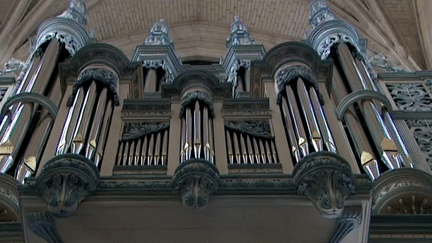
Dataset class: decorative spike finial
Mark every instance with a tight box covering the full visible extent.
[309,0,337,28]
[58,0,87,25]
[227,16,255,48]
[145,19,172,45]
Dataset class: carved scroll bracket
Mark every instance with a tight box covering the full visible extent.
[172,159,220,210]
[36,154,100,218]
[27,211,62,243]
[328,206,362,243]
[293,151,356,218]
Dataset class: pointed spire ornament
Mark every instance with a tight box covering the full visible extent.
[227,16,255,48]
[145,19,173,45]
[58,0,87,26]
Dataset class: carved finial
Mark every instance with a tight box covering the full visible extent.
[227,16,255,48]
[309,0,337,28]
[58,0,87,25]
[145,19,172,45]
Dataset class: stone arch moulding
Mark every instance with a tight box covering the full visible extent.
[161,70,232,99]
[249,41,333,98]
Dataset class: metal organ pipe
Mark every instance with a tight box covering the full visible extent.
[280,96,301,162]
[193,101,202,159]
[286,84,309,157]
[85,88,108,160]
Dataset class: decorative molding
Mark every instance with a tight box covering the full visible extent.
[309,0,337,28]
[67,68,119,106]
[275,65,324,104]
[0,58,26,75]
[0,92,58,118]
[225,120,272,138]
[293,151,356,218]
[405,119,432,168]
[27,212,62,243]
[372,168,432,215]
[387,83,432,111]
[180,91,214,117]
[122,122,169,139]
[0,174,20,221]
[328,206,362,243]
[172,159,220,210]
[36,154,100,217]
[336,90,393,120]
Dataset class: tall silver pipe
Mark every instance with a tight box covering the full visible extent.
[134,139,141,165]
[271,140,278,163]
[85,88,108,160]
[116,141,123,165]
[122,141,129,166]
[202,106,211,161]
[141,135,148,165]
[233,131,241,163]
[286,85,309,157]
[154,132,161,165]
[309,87,337,153]
[180,118,186,163]
[240,133,247,163]
[147,133,155,165]
[185,107,193,160]
[14,55,42,95]
[253,137,261,164]
[71,82,98,154]
[208,118,215,163]
[56,87,85,155]
[384,112,414,168]
[296,78,323,152]
[246,134,254,163]
[226,130,234,164]
[259,139,267,164]
[161,129,168,166]
[265,140,272,163]
[128,140,135,166]
[193,101,202,158]
[94,99,113,166]
[281,96,301,162]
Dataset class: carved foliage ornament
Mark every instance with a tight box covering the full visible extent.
[387,83,432,111]
[67,68,120,106]
[36,154,99,217]
[275,65,324,104]
[172,159,220,210]
[225,121,272,138]
[405,119,432,168]
[293,151,356,218]
[122,122,169,140]
[180,91,214,117]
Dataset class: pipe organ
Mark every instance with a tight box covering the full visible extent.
[276,66,337,164]
[225,121,278,164]
[56,69,116,168]
[180,94,214,163]
[116,123,169,166]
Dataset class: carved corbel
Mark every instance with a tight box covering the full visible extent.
[328,206,362,243]
[36,154,99,217]
[172,159,220,210]
[293,151,356,218]
[27,211,62,243]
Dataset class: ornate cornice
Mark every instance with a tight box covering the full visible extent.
[36,154,100,217]
[67,68,119,106]
[293,151,356,218]
[122,122,169,140]
[27,212,62,243]
[275,65,324,104]
[225,120,272,139]
[179,91,214,117]
[172,159,220,210]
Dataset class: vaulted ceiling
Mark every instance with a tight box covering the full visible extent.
[0,0,430,71]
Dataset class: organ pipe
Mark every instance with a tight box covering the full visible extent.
[71,82,97,154]
[226,130,234,164]
[286,85,309,157]
[280,96,301,162]
[147,133,154,165]
[141,135,148,165]
[193,101,202,159]
[94,99,113,166]
[161,129,168,166]
[154,132,161,165]
[85,88,108,160]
